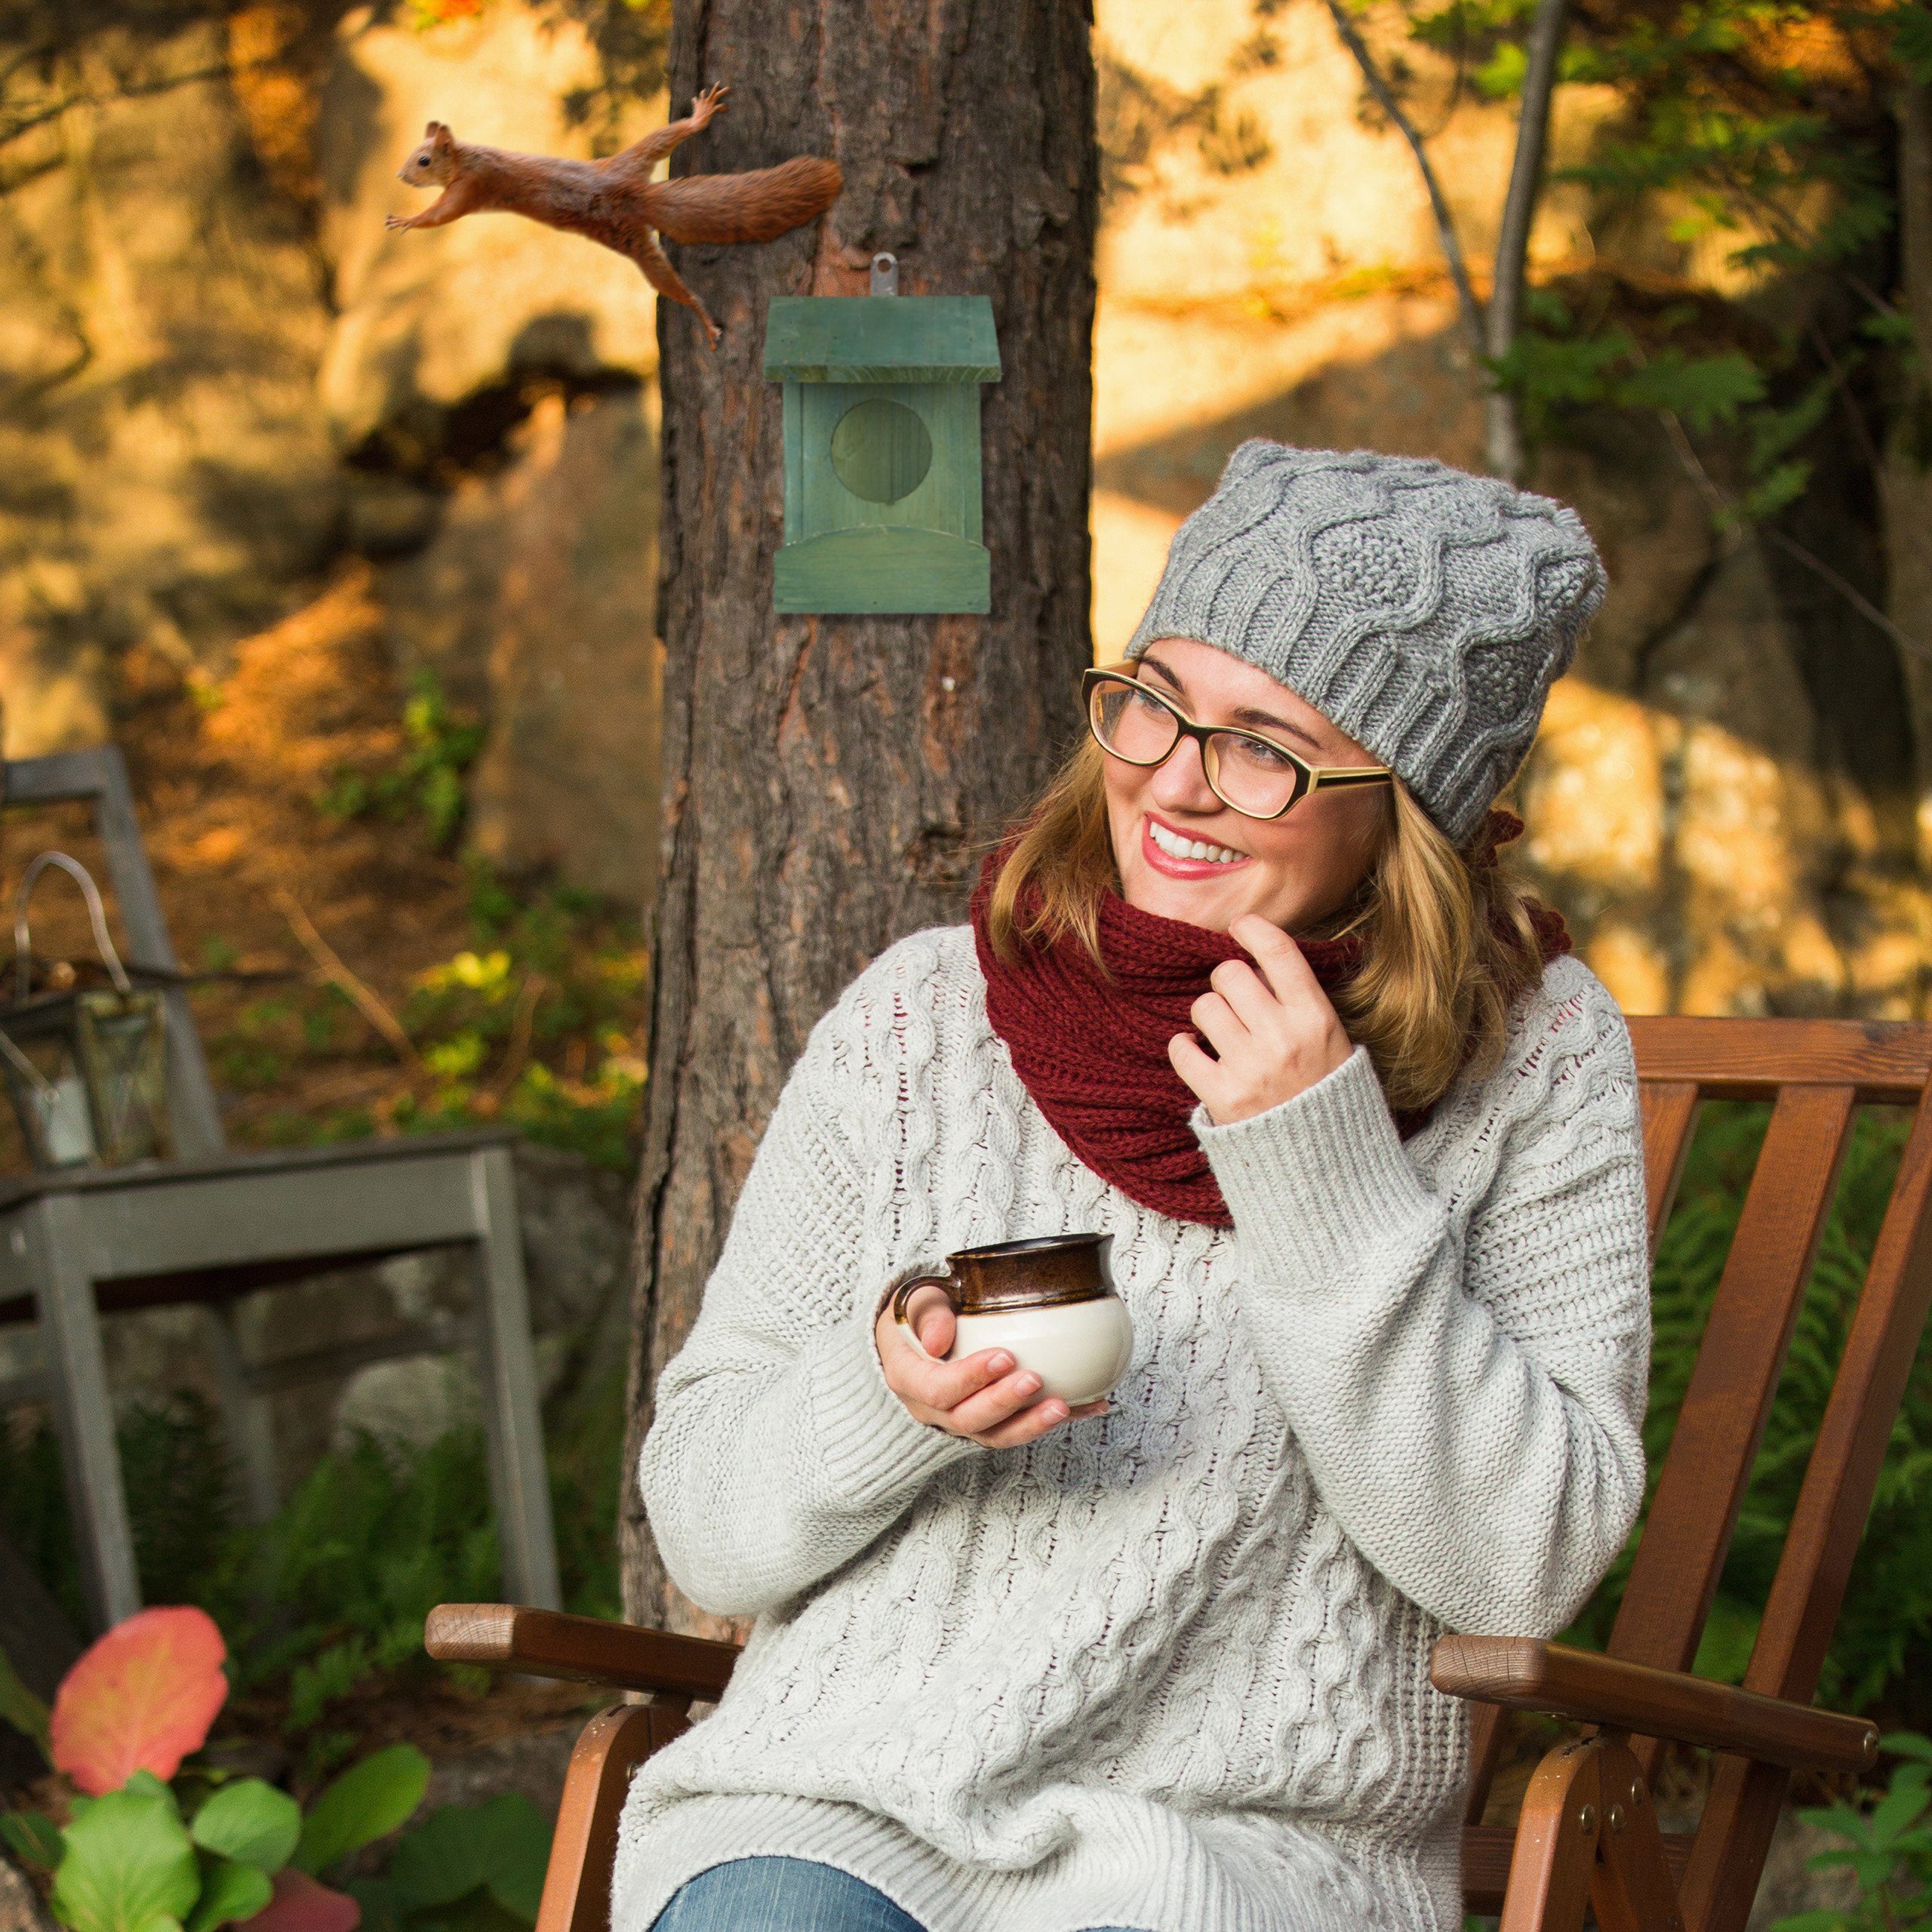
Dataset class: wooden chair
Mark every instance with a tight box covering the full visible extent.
[425,1012,1932,1932]
[0,746,561,1630]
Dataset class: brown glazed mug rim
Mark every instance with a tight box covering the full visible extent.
[943,1230,1113,1315]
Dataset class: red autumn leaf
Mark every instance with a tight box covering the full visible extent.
[48,1605,229,1795]
[240,1869,361,1932]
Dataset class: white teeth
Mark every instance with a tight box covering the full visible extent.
[1149,820,1244,865]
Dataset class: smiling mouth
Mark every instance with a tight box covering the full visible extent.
[1145,816,1247,867]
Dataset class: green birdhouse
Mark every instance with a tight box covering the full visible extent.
[764,273,1001,615]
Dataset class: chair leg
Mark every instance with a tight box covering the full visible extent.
[538,1701,688,1932]
[1589,1734,1684,1932]
[28,1196,140,1631]
[468,1146,561,1611]
[203,1303,278,1525]
[1500,1737,1604,1932]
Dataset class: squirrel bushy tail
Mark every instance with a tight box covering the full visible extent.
[648,156,843,245]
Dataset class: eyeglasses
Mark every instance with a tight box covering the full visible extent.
[1081,663,1395,823]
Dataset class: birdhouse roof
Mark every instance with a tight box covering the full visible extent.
[764,296,1001,383]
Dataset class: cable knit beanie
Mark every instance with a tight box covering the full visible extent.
[1124,441,1607,845]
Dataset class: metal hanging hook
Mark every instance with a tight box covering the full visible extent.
[871,251,899,296]
[14,851,133,1002]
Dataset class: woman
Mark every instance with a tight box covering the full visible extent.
[615,442,1654,1932]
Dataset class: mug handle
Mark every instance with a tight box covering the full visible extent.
[890,1269,958,1362]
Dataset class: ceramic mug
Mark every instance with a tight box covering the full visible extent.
[889,1232,1134,1407]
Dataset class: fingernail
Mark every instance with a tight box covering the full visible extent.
[1015,1374,1040,1395]
[989,1353,1014,1374]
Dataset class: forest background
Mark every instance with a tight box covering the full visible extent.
[2,0,1931,1921]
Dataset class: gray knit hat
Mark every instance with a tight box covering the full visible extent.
[1124,441,1607,844]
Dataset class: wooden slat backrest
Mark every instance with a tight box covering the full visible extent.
[1458,1014,1932,1932]
[1,746,224,1157]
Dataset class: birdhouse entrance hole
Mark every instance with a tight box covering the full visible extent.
[831,399,934,503]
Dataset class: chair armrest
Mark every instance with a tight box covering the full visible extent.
[1430,1634,1878,1775]
[425,1604,741,1703]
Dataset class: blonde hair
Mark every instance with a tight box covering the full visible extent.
[983,740,1553,1115]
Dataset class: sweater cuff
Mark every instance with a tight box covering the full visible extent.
[1192,1043,1436,1284]
[804,1271,983,1509]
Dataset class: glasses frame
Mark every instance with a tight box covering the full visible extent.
[1081,663,1395,823]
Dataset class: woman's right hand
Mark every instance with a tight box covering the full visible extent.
[874,1282,1109,1449]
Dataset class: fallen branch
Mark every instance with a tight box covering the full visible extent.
[486,971,550,1106]
[274,889,422,1071]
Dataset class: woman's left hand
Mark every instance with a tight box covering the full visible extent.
[1170,914,1354,1126]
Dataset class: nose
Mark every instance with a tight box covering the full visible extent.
[1146,733,1223,818]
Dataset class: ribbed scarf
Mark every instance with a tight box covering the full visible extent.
[968,808,1574,1229]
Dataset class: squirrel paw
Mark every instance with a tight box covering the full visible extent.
[384,213,408,231]
[693,82,730,121]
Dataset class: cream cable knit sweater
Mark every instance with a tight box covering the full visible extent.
[613,925,1652,1932]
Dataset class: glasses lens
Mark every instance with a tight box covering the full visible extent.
[1090,679,1180,765]
[1205,732,1304,819]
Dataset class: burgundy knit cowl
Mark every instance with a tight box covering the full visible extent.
[967,808,1573,1229]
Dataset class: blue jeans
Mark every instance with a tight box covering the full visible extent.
[649,1856,1139,1931]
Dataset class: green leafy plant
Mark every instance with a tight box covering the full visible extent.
[1770,1733,1932,1931]
[0,1609,555,1932]
[0,1607,427,1932]
[318,671,484,853]
[0,1358,625,1734]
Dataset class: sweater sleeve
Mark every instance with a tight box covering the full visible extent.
[637,964,983,1620]
[1192,967,1652,1636]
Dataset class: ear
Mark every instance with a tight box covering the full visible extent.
[430,123,454,154]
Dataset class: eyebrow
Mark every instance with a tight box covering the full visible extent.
[1137,654,1325,752]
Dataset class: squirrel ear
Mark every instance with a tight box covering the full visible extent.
[428,122,454,151]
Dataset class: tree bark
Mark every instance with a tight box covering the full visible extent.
[620,0,1098,1635]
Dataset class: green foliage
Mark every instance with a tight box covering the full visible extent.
[0,1355,626,1734]
[0,1613,522,1932]
[188,1782,301,1872]
[385,877,648,1174]
[0,1641,51,1759]
[359,1795,551,1932]
[1770,1733,1932,1930]
[1389,0,1931,548]
[1,1808,63,1869]
[294,1746,432,1878]
[318,670,484,853]
[1566,1103,1932,1720]
[52,1773,201,1932]
[1489,292,1767,441]
[205,1429,503,1727]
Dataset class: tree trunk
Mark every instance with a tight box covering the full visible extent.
[620,0,1098,1634]
[1484,0,1572,484]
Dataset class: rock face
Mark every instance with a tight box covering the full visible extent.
[1,1,664,906]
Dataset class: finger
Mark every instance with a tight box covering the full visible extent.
[970,1395,1073,1449]
[968,1394,1110,1448]
[943,1367,1051,1435]
[1168,1030,1222,1107]
[1189,989,1247,1060]
[1229,914,1320,1004]
[907,1343,1022,1414]
[1208,957,1285,1032]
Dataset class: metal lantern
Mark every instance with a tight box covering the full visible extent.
[0,851,171,1170]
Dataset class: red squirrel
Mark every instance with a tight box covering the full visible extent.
[386,85,841,349]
